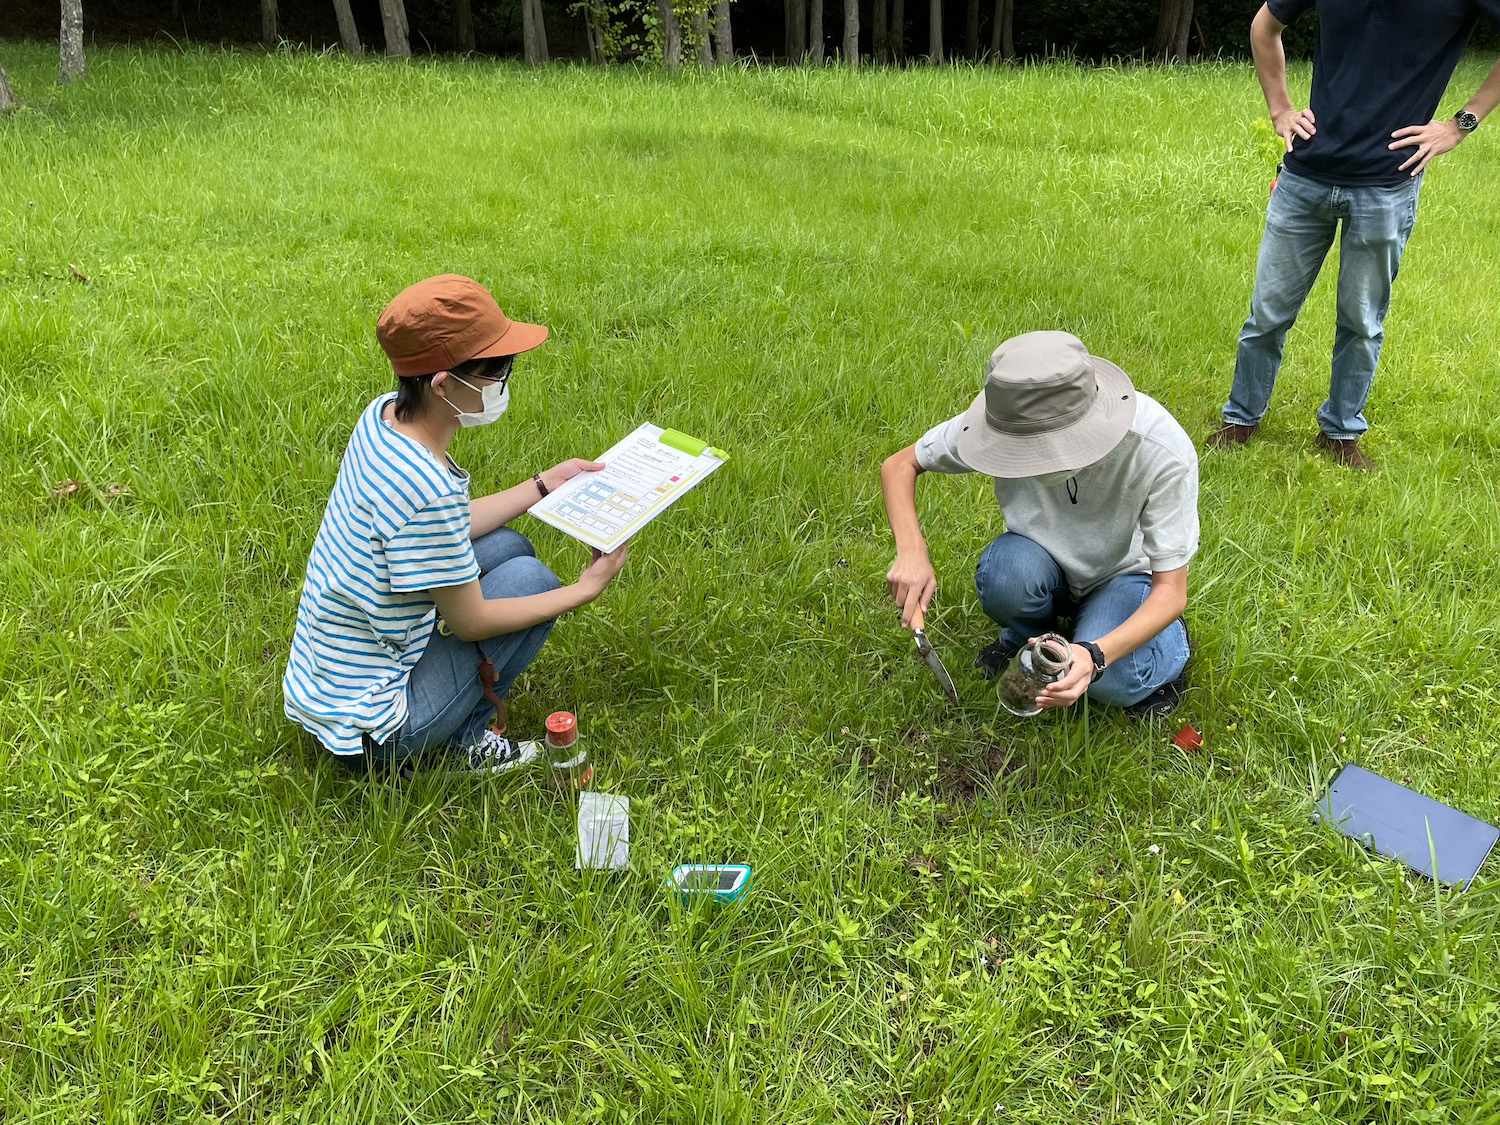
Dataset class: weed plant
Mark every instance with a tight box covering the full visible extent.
[3,43,1500,1123]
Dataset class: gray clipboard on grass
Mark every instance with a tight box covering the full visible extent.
[1315,764,1500,889]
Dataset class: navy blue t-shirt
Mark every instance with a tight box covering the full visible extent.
[1268,0,1500,186]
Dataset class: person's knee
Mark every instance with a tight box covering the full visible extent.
[1244,285,1302,335]
[976,535,1057,621]
[1244,306,1291,336]
[474,527,537,573]
[1087,622,1187,708]
[1334,290,1389,338]
[481,554,560,599]
[1087,658,1153,708]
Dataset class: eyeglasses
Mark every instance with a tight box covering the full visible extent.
[452,355,513,393]
[484,355,514,393]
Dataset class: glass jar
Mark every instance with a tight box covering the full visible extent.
[546,711,592,790]
[997,633,1074,717]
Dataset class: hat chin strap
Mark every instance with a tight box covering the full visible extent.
[1032,469,1075,486]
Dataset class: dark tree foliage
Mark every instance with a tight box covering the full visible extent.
[1,0,1493,61]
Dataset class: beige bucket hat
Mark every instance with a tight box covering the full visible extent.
[954,331,1137,478]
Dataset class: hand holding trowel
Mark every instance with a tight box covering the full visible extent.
[910,606,960,704]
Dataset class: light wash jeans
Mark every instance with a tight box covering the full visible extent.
[1224,167,1423,440]
[975,533,1189,708]
[357,527,559,769]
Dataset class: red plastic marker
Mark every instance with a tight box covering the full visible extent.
[1172,725,1203,754]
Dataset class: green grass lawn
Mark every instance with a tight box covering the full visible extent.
[4,41,1500,1123]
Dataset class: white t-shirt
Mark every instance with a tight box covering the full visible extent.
[915,392,1199,596]
[283,394,480,754]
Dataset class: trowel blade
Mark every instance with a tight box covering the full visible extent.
[913,628,960,704]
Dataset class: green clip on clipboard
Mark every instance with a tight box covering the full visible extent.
[659,428,730,462]
[527,422,728,553]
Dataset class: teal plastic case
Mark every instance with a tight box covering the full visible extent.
[669,864,752,904]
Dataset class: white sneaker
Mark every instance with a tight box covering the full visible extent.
[461,729,544,775]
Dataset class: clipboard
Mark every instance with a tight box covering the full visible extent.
[527,422,727,552]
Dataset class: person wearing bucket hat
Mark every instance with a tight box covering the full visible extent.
[283,275,629,775]
[881,331,1199,717]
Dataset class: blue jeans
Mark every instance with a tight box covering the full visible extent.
[360,527,559,769]
[975,533,1189,708]
[1225,167,1423,440]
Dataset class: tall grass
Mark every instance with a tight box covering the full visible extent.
[3,42,1500,1123]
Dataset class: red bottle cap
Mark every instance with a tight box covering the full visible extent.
[1172,725,1204,753]
[545,711,577,748]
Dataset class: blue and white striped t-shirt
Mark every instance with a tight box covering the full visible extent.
[283,394,480,755]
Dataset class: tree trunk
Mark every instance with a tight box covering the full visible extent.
[965,0,978,58]
[59,0,86,84]
[810,0,824,63]
[843,0,859,63]
[453,0,475,51]
[533,0,550,59]
[713,1,734,62]
[874,0,887,63]
[0,66,15,113]
[262,0,278,43]
[988,0,1012,59]
[658,0,682,69]
[786,0,807,60]
[378,0,411,57]
[1154,0,1193,62]
[693,9,714,65]
[584,2,605,62]
[891,0,904,61]
[928,0,942,63]
[523,0,550,62]
[332,0,363,54]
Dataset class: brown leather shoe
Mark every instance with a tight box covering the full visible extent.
[1315,432,1376,472]
[1204,422,1259,449]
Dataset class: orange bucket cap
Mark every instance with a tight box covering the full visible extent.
[377,274,548,378]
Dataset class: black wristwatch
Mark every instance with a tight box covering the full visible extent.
[1455,110,1480,134]
[1077,641,1107,683]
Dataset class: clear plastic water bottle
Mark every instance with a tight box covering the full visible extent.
[546,711,592,790]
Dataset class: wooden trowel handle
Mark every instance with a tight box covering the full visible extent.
[911,606,924,632]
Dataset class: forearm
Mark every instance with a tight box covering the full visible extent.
[449,583,593,641]
[470,478,545,539]
[881,448,929,557]
[1250,8,1292,117]
[1092,573,1187,667]
[1461,56,1500,122]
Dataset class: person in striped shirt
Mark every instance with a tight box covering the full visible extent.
[283,275,629,774]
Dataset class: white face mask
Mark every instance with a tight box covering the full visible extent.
[446,373,510,428]
[1033,470,1074,486]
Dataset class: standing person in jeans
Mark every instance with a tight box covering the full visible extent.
[882,332,1199,717]
[1209,0,1500,471]
[283,275,629,775]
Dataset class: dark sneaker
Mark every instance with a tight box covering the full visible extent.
[1124,671,1187,719]
[974,635,1020,681]
[461,730,544,775]
[1314,432,1376,472]
[1204,422,1260,450]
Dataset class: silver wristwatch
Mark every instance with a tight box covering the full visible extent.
[1455,110,1480,134]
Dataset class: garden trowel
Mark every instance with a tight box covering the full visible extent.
[910,608,959,704]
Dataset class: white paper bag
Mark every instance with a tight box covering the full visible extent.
[576,792,630,871]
